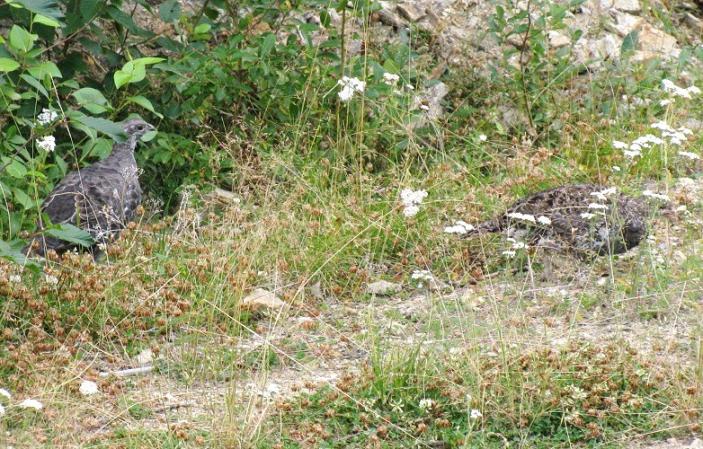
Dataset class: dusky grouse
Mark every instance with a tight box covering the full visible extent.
[466,184,649,256]
[23,119,155,258]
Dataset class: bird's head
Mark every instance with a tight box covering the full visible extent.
[122,119,156,142]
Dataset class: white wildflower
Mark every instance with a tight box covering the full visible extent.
[612,166,621,172]
[337,76,365,102]
[418,398,435,411]
[405,84,415,90]
[382,72,400,85]
[623,149,641,158]
[580,212,596,219]
[419,104,430,111]
[506,212,536,223]
[36,135,56,152]
[612,140,628,150]
[651,121,673,132]
[590,187,616,201]
[588,203,608,210]
[0,388,11,400]
[400,188,428,218]
[0,404,4,416]
[678,151,700,160]
[79,380,99,396]
[18,399,43,410]
[411,269,434,288]
[479,134,487,142]
[9,275,21,283]
[632,134,663,148]
[537,215,551,225]
[44,274,59,285]
[660,99,673,106]
[36,108,58,125]
[444,220,475,235]
[642,190,669,201]
[470,409,483,419]
[502,250,516,258]
[403,205,420,217]
[511,240,527,250]
[411,270,434,282]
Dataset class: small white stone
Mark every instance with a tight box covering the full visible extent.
[18,399,43,410]
[79,380,99,396]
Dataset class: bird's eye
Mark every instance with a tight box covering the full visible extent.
[137,125,144,131]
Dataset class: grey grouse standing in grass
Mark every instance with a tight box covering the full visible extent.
[23,119,155,258]
[465,184,649,256]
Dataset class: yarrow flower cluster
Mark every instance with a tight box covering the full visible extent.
[36,135,56,152]
[589,187,616,202]
[642,190,669,201]
[506,212,535,223]
[400,188,428,217]
[410,269,434,288]
[443,220,475,235]
[661,79,701,99]
[503,237,527,258]
[382,72,400,86]
[337,76,365,102]
[36,108,58,125]
[651,121,693,146]
[418,398,435,411]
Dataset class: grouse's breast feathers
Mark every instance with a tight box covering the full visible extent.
[469,184,649,255]
[23,119,155,258]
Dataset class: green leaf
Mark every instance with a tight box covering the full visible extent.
[13,187,34,210]
[9,25,38,53]
[621,31,638,55]
[134,57,165,65]
[114,61,144,89]
[20,74,49,98]
[127,95,163,118]
[0,240,41,270]
[0,57,20,72]
[193,23,211,34]
[71,113,126,142]
[11,0,63,19]
[114,57,164,89]
[260,33,275,57]
[33,13,61,27]
[45,223,95,248]
[72,87,110,114]
[5,160,27,178]
[159,0,181,22]
[27,61,62,79]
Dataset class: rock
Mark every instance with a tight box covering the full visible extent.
[205,188,241,205]
[587,0,640,12]
[240,288,286,312]
[631,23,679,62]
[366,280,402,296]
[684,12,703,33]
[375,1,403,28]
[613,0,640,13]
[608,11,643,36]
[573,34,621,66]
[397,2,426,22]
[135,348,153,365]
[548,30,571,48]
[412,81,449,120]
